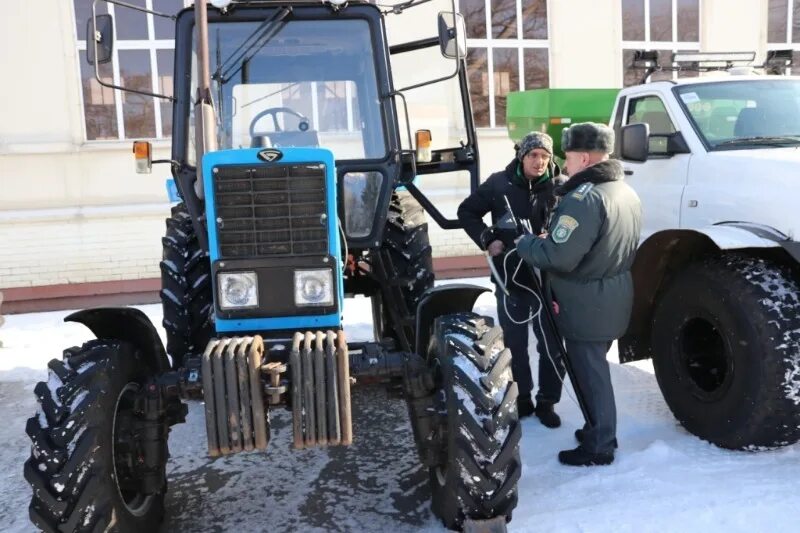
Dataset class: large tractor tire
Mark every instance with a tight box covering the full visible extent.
[376,191,435,348]
[24,340,169,532]
[651,255,800,449]
[426,313,521,529]
[160,203,212,368]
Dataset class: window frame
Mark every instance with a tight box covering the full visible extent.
[621,0,701,87]
[73,0,184,142]
[460,0,551,130]
[767,0,800,74]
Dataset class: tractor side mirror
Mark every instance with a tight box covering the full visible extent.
[86,14,114,65]
[438,12,467,60]
[620,123,650,162]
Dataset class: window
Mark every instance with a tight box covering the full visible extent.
[767,0,800,73]
[626,95,676,153]
[676,80,800,149]
[195,19,386,161]
[621,0,700,87]
[461,0,550,128]
[73,0,184,141]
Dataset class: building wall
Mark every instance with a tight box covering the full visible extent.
[0,0,775,294]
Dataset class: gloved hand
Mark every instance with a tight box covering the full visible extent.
[480,226,499,250]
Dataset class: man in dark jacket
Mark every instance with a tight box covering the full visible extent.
[457,132,566,426]
[516,122,642,466]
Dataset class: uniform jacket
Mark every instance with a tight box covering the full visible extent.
[516,159,642,341]
[457,158,564,288]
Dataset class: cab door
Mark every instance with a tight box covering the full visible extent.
[620,93,692,239]
[387,14,478,229]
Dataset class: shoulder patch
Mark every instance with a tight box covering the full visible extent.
[551,215,579,244]
[571,182,594,201]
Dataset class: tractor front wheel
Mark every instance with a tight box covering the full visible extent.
[24,340,169,532]
[426,313,522,530]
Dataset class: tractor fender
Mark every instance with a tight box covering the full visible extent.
[620,223,794,363]
[65,307,172,373]
[414,284,490,355]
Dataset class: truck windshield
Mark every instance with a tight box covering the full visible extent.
[190,17,387,161]
[676,80,800,150]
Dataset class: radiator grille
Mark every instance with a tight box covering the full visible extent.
[213,163,328,258]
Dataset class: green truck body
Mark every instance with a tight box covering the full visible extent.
[507,88,619,157]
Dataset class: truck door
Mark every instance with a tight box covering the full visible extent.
[620,94,691,239]
[387,14,478,229]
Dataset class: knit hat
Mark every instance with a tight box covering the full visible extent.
[516,131,554,161]
[561,122,615,154]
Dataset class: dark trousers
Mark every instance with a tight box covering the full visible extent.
[496,290,565,405]
[566,339,617,454]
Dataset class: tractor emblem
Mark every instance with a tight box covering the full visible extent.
[257,149,283,162]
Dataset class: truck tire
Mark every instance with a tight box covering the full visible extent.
[161,203,212,368]
[427,313,521,529]
[24,340,168,532]
[377,192,434,348]
[651,255,800,449]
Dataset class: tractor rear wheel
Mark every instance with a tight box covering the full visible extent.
[160,203,212,368]
[376,192,434,349]
[24,340,169,532]
[426,313,521,530]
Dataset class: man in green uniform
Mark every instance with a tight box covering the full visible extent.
[515,122,642,466]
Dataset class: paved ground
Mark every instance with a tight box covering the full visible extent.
[162,385,440,533]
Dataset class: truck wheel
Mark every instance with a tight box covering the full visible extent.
[24,340,168,532]
[378,192,434,347]
[161,203,212,368]
[427,313,521,529]
[651,255,800,449]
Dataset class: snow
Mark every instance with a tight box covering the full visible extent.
[0,277,799,532]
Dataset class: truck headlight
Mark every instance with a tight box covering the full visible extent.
[218,272,259,309]
[294,269,334,307]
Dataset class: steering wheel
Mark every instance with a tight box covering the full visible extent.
[249,106,310,138]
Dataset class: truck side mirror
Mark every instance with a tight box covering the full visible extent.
[438,12,467,60]
[86,14,114,65]
[621,123,649,162]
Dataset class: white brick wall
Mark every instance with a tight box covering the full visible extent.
[0,203,486,290]
[0,209,167,289]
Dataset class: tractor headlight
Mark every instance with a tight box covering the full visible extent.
[218,271,259,309]
[294,269,334,307]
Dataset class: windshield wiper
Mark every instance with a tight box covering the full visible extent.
[715,135,800,148]
[213,7,291,84]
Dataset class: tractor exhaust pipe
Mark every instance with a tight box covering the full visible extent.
[193,1,217,199]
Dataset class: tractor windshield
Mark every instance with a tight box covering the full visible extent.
[676,79,800,150]
[189,17,387,161]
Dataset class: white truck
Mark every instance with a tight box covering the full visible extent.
[612,62,800,450]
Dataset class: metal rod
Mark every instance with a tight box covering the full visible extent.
[103,0,176,18]
[201,340,220,456]
[290,333,305,449]
[224,340,243,453]
[248,336,268,450]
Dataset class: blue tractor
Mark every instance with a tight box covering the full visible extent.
[24,1,521,531]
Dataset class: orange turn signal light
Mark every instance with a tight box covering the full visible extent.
[415,129,432,163]
[133,141,152,174]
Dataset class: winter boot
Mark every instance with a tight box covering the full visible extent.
[517,395,535,418]
[534,402,561,428]
[558,445,614,466]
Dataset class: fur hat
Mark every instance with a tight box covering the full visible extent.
[516,131,554,161]
[561,122,615,153]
